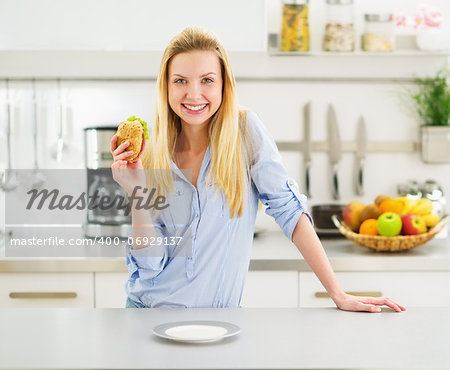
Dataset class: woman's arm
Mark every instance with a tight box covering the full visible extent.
[292,213,406,313]
[110,134,158,250]
[129,191,159,250]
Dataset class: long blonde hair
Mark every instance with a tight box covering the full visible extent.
[142,27,251,218]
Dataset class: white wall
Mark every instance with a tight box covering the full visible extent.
[0,0,265,51]
[1,0,450,233]
[1,0,450,51]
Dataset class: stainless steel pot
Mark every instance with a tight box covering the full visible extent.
[311,204,345,237]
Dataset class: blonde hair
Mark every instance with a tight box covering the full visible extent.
[142,27,251,218]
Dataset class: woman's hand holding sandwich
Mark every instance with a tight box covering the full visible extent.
[110,119,147,196]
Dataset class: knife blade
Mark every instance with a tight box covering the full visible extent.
[303,102,312,198]
[355,116,367,196]
[327,104,341,200]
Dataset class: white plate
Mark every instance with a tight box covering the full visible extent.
[152,320,240,343]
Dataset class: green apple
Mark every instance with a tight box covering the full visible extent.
[377,212,402,236]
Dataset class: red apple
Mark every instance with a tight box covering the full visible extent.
[401,214,427,235]
[342,202,365,231]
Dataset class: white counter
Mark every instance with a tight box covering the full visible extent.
[0,307,448,369]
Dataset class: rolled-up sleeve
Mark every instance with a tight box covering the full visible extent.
[125,222,169,281]
[247,111,312,241]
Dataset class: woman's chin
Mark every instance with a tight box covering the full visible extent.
[180,114,212,127]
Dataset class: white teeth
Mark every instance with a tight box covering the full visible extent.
[184,104,207,111]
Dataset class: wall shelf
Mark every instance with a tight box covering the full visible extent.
[267,33,450,58]
[0,49,448,82]
[268,49,450,57]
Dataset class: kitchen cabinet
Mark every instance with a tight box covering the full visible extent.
[94,272,128,308]
[3,270,449,309]
[0,272,94,308]
[95,271,300,308]
[240,270,298,308]
[95,271,300,309]
[299,271,450,308]
[0,270,299,308]
[1,234,449,308]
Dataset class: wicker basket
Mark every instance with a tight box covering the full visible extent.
[331,214,448,252]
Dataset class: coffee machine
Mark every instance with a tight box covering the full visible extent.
[83,126,131,238]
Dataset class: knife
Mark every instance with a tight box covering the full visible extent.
[303,102,312,198]
[355,116,367,196]
[327,105,341,200]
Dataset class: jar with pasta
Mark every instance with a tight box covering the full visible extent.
[280,0,309,52]
[362,14,395,52]
[324,0,354,52]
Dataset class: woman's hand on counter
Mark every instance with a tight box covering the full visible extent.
[333,293,406,313]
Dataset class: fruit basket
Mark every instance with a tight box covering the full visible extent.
[331,214,448,252]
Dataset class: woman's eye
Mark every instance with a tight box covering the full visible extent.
[174,79,186,84]
[203,78,213,83]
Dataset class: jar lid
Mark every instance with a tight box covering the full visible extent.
[326,0,353,5]
[282,0,308,4]
[364,13,393,22]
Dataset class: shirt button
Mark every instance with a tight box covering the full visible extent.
[195,213,199,218]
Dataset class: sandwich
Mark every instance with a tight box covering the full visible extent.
[116,116,149,163]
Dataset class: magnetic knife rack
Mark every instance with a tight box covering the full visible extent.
[276,141,420,153]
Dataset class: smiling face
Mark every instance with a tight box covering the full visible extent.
[168,50,223,128]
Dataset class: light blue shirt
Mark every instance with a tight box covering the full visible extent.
[125,111,310,308]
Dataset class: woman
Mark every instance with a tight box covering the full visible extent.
[111,27,405,312]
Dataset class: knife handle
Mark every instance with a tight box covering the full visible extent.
[305,163,311,198]
[355,160,364,196]
[332,164,340,200]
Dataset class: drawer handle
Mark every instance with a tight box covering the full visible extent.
[9,292,78,299]
[315,291,382,298]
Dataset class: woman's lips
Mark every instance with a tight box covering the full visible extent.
[182,103,208,115]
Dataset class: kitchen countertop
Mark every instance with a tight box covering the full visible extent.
[0,307,448,369]
[0,231,449,272]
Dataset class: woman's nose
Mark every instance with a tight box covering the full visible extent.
[186,81,202,99]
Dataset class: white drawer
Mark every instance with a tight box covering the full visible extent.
[95,272,128,308]
[0,273,94,308]
[241,270,298,308]
[299,271,450,308]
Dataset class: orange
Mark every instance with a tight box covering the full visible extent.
[374,194,390,207]
[359,219,379,235]
[379,198,405,214]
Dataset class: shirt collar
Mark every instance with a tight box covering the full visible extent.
[169,146,211,187]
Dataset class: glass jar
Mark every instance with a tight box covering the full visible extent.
[397,180,422,201]
[324,0,354,52]
[280,0,309,52]
[362,14,395,52]
[421,179,446,217]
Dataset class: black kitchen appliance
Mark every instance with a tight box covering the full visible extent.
[83,126,131,238]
